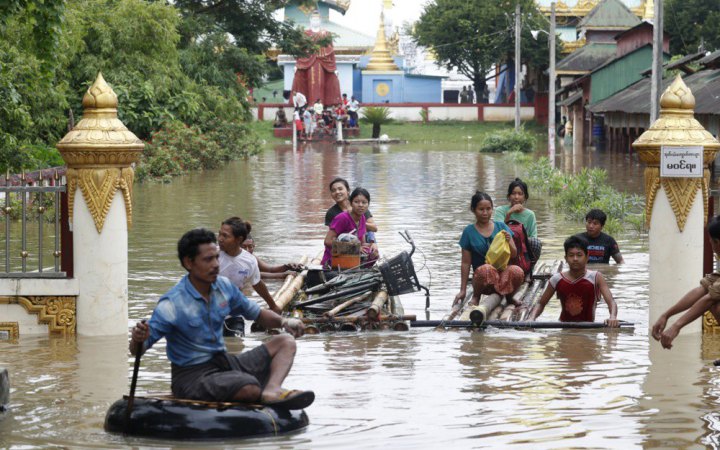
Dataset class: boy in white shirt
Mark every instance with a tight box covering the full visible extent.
[218,217,281,314]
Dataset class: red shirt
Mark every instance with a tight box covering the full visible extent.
[549,270,599,322]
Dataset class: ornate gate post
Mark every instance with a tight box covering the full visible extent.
[56,73,143,336]
[632,75,720,332]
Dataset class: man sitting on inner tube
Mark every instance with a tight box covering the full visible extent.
[130,228,314,410]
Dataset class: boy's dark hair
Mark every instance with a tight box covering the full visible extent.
[564,235,589,255]
[507,178,529,200]
[222,216,252,240]
[708,215,720,240]
[178,228,217,268]
[585,209,607,226]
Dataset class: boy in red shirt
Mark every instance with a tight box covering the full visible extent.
[528,235,620,326]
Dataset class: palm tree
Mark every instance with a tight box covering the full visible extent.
[360,107,393,139]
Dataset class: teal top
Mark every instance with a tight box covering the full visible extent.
[493,205,538,238]
[458,221,513,270]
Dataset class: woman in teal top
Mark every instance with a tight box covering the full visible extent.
[454,191,525,307]
[493,178,542,263]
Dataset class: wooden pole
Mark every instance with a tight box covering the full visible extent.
[325,291,372,318]
[548,2,556,166]
[367,290,389,319]
[515,2,522,131]
[650,0,663,123]
[275,256,319,311]
[469,293,503,325]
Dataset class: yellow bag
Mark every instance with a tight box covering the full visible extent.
[486,232,510,270]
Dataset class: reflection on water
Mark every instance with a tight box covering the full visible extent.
[2,144,720,448]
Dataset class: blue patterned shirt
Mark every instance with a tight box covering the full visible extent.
[144,275,261,366]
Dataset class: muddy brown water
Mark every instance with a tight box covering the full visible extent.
[3,143,720,449]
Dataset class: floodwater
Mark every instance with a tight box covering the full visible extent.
[3,142,720,449]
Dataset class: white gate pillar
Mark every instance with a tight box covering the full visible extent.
[56,73,143,336]
[633,75,720,332]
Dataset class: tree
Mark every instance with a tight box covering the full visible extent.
[174,0,325,88]
[665,0,720,55]
[413,0,554,97]
[361,107,393,139]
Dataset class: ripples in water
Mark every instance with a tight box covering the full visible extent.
[3,145,720,449]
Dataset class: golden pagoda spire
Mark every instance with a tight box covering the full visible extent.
[633,75,720,231]
[57,72,143,232]
[365,11,400,71]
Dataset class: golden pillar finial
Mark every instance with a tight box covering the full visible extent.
[56,73,144,232]
[633,75,720,231]
[365,11,400,71]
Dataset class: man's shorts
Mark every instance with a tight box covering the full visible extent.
[171,345,272,402]
[700,272,720,302]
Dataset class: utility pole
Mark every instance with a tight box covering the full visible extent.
[650,0,663,123]
[548,2,556,166]
[515,3,521,130]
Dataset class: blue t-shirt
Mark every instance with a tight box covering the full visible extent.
[144,275,261,367]
[458,221,513,270]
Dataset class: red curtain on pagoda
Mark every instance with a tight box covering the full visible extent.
[291,30,342,107]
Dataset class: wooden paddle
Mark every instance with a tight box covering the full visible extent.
[124,320,145,434]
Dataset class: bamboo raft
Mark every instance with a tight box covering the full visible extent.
[250,253,419,334]
[441,259,565,327]
[427,259,635,331]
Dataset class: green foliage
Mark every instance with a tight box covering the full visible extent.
[136,120,260,182]
[361,107,393,139]
[517,156,645,234]
[479,128,536,153]
[0,0,65,61]
[666,0,720,55]
[360,107,393,125]
[1,0,265,178]
[419,109,429,122]
[174,0,325,88]
[413,0,558,95]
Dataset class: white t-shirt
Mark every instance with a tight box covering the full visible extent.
[293,92,307,108]
[219,250,261,296]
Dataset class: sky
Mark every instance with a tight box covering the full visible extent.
[329,0,430,36]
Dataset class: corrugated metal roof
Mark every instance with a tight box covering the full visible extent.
[558,90,584,106]
[579,0,641,29]
[556,42,617,73]
[588,69,720,115]
[700,50,720,68]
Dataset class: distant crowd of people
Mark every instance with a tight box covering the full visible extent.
[272,92,360,140]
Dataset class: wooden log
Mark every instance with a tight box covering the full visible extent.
[469,293,503,325]
[273,255,309,299]
[325,291,372,318]
[275,255,318,311]
[300,314,416,324]
[513,306,528,321]
[499,304,516,321]
[389,295,404,316]
[338,322,360,332]
[392,321,410,331]
[488,305,504,320]
[521,279,547,321]
[509,282,530,305]
[367,291,389,319]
